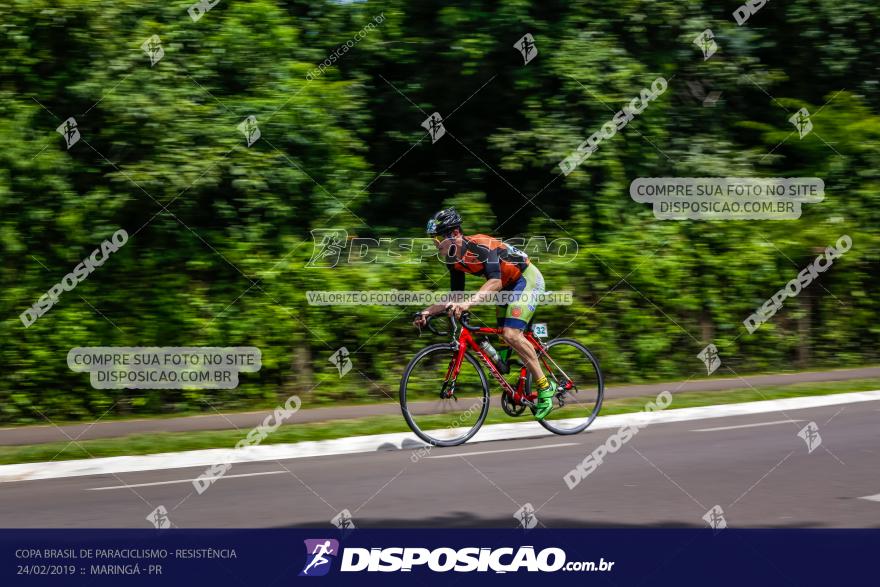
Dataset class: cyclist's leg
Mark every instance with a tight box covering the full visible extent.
[500,265,543,334]
[500,265,539,323]
[500,326,542,382]
[499,265,552,418]
[500,266,542,371]
[494,304,512,368]
[495,303,506,329]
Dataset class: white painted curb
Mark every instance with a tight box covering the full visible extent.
[1,390,878,483]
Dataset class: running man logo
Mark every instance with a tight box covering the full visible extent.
[141,35,164,67]
[514,503,539,529]
[237,115,261,147]
[300,539,340,577]
[331,509,356,531]
[797,421,822,453]
[307,229,349,268]
[514,33,538,65]
[697,344,721,375]
[56,117,80,149]
[702,505,727,532]
[789,108,813,139]
[329,348,352,377]
[421,112,446,143]
[146,505,172,529]
[693,29,718,60]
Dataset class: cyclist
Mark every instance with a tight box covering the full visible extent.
[413,207,555,420]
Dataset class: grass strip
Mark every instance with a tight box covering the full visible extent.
[1,377,878,466]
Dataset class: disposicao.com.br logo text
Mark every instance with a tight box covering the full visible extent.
[300,542,614,575]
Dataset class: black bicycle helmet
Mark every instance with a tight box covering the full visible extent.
[426,207,462,236]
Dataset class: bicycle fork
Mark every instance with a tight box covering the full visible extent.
[440,342,470,400]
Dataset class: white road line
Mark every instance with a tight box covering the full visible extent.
[86,470,287,491]
[859,494,880,502]
[692,419,803,432]
[2,389,879,484]
[426,442,578,459]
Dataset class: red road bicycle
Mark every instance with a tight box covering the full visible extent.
[399,311,604,446]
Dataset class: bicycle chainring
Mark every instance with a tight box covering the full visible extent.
[501,393,527,417]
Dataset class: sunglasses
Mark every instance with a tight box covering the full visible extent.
[433,233,454,244]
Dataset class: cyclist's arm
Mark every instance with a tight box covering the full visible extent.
[464,276,502,307]
[419,302,450,317]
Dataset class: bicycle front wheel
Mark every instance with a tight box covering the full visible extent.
[399,344,490,447]
[530,338,604,435]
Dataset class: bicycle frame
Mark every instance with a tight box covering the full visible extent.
[404,313,603,447]
[445,324,546,406]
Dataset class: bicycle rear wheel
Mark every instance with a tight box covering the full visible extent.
[399,344,490,447]
[529,338,603,435]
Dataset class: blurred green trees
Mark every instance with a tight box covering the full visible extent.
[0,0,877,422]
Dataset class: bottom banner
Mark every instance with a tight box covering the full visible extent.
[2,529,876,585]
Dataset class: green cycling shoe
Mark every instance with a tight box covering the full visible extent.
[534,386,555,420]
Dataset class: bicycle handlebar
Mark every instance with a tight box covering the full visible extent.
[428,313,448,335]
[413,306,480,336]
[449,309,480,332]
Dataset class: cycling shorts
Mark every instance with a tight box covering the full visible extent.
[496,264,544,330]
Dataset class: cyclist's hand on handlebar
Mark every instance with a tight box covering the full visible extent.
[412,311,430,328]
[447,302,470,319]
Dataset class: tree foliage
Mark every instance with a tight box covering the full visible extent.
[1,0,878,422]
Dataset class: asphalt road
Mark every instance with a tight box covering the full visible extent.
[1,398,878,528]
[3,366,879,445]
